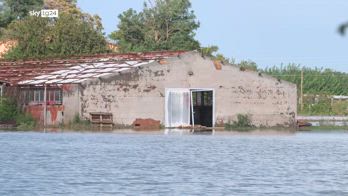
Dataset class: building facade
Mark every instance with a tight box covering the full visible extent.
[0,51,297,128]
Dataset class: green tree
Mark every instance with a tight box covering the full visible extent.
[48,13,108,56]
[0,0,43,28]
[4,16,49,59]
[43,0,103,31]
[3,12,108,59]
[110,0,200,52]
[0,0,102,38]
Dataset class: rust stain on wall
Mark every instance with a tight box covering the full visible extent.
[25,105,43,124]
[48,106,64,123]
[25,105,64,125]
[213,60,222,70]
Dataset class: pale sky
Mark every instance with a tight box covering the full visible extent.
[77,0,348,72]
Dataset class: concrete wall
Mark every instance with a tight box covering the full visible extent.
[62,84,80,124]
[22,84,79,126]
[25,105,64,126]
[77,52,297,127]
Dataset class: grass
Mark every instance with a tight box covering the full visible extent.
[299,125,348,131]
[15,114,36,130]
[60,114,93,131]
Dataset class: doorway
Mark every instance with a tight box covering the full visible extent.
[190,90,213,127]
[165,88,214,128]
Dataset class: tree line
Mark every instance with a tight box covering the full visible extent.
[263,64,348,95]
[0,0,207,59]
[0,0,108,59]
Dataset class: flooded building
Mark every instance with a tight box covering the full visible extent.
[0,51,297,128]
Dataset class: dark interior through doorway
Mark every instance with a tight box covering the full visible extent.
[190,90,213,127]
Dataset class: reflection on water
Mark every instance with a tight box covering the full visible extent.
[164,129,215,135]
[0,131,348,195]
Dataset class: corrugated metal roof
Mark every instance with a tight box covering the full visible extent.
[0,51,186,85]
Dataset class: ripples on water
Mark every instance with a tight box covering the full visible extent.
[0,130,348,195]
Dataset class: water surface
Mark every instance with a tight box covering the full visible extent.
[0,130,348,195]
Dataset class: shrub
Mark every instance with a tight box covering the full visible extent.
[15,113,36,130]
[73,114,81,124]
[0,97,36,130]
[0,98,18,122]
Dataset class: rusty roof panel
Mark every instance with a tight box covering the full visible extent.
[0,51,186,85]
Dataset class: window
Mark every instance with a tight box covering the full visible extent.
[47,89,62,104]
[34,90,44,102]
[54,90,62,102]
[22,88,62,104]
[192,91,212,107]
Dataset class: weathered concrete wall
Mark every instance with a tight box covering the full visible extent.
[62,84,80,124]
[19,84,80,126]
[78,52,297,127]
[25,105,64,126]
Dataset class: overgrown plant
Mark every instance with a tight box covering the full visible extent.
[199,45,234,64]
[0,97,36,129]
[0,97,17,122]
[15,113,36,130]
[300,95,348,115]
[64,114,91,130]
[239,60,258,71]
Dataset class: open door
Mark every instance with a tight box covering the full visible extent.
[165,89,191,127]
[191,90,214,127]
[165,88,214,128]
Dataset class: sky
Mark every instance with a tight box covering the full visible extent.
[77,0,348,72]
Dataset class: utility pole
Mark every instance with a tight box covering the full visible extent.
[300,69,304,111]
[44,84,47,130]
[0,84,3,105]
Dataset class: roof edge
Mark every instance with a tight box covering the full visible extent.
[0,50,189,65]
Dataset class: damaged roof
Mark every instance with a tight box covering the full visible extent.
[0,51,186,85]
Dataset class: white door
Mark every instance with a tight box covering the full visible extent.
[165,89,191,127]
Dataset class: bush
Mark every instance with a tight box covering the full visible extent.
[332,101,348,115]
[73,114,81,124]
[0,97,36,130]
[15,113,36,130]
[0,98,18,122]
